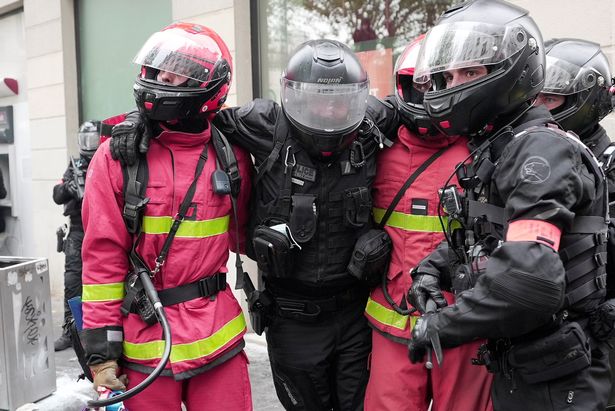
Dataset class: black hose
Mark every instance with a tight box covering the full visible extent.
[86,271,172,408]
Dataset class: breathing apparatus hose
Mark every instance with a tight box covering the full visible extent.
[86,269,172,409]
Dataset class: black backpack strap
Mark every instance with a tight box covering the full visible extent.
[255,112,289,184]
[377,146,450,229]
[211,125,241,197]
[122,156,149,234]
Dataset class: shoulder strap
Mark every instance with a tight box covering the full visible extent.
[211,125,241,197]
[210,124,248,290]
[255,111,289,184]
[378,145,450,229]
[122,156,149,234]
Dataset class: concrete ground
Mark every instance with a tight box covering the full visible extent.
[14,295,282,411]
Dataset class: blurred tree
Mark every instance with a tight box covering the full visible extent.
[304,0,453,44]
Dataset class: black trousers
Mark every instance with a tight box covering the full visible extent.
[266,297,371,411]
[62,229,84,324]
[492,340,611,411]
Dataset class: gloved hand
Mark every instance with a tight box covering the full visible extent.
[408,270,447,314]
[90,360,128,391]
[66,180,80,199]
[110,111,152,166]
[408,312,434,363]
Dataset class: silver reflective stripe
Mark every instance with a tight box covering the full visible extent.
[107,330,124,342]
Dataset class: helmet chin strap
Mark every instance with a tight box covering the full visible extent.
[163,117,208,133]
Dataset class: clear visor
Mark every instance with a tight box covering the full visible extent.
[414,21,527,84]
[281,79,369,132]
[394,41,421,75]
[543,55,598,95]
[134,30,223,83]
[79,131,100,151]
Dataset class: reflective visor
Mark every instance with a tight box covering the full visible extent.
[134,29,223,83]
[79,131,100,151]
[543,55,598,95]
[414,21,527,84]
[281,79,369,132]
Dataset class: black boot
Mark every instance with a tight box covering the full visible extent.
[54,324,72,351]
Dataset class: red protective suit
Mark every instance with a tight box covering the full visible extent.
[364,126,493,411]
[81,126,252,384]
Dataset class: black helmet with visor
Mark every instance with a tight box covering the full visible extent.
[414,0,545,137]
[542,38,614,137]
[281,39,369,157]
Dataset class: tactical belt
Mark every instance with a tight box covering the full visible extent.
[272,285,367,321]
[127,272,226,313]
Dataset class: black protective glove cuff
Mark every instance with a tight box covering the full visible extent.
[82,326,124,366]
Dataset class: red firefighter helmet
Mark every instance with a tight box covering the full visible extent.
[133,22,232,121]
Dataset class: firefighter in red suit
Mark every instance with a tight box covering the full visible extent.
[80,23,253,410]
[363,36,493,411]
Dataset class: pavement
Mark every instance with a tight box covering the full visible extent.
[13,296,282,411]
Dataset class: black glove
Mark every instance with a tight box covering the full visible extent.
[110,111,152,166]
[408,270,448,314]
[66,180,80,199]
[408,313,434,363]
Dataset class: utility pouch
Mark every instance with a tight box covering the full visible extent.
[589,298,615,340]
[508,321,591,384]
[123,272,158,326]
[343,187,371,228]
[289,194,317,243]
[247,289,273,335]
[252,225,293,278]
[347,229,392,287]
[56,224,67,253]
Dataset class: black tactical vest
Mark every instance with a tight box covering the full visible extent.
[248,116,379,289]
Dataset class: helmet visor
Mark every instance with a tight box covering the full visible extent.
[543,55,598,95]
[134,29,224,83]
[281,79,369,133]
[414,21,527,85]
[79,131,100,151]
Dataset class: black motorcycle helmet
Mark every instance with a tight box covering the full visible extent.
[540,38,614,137]
[133,22,232,122]
[414,0,545,137]
[394,34,438,136]
[78,120,101,159]
[281,40,369,157]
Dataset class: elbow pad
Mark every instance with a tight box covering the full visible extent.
[487,242,565,314]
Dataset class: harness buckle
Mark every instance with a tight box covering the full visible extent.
[595,231,608,245]
[594,252,606,267]
[197,277,211,297]
[596,273,607,289]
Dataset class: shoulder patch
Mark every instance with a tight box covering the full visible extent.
[520,156,551,184]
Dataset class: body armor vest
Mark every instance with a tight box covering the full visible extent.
[248,116,379,288]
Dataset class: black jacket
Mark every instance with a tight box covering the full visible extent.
[418,106,608,346]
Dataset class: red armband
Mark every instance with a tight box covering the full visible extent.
[506,219,561,251]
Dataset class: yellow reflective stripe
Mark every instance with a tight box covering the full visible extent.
[142,215,230,238]
[123,313,246,362]
[365,297,414,331]
[373,207,447,233]
[82,282,125,302]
